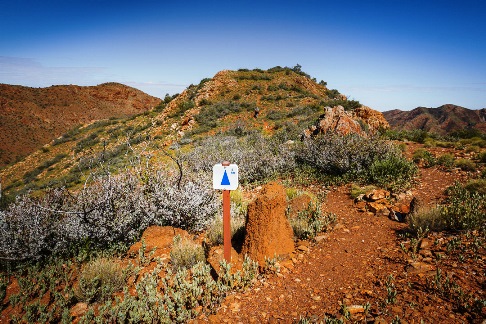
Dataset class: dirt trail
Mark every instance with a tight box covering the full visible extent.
[198,167,470,323]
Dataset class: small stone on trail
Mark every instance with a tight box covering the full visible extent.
[298,245,310,252]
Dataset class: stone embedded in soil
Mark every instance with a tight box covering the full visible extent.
[365,189,390,201]
[242,182,295,264]
[207,246,243,273]
[70,302,88,317]
[348,305,365,314]
[287,193,312,218]
[406,261,435,274]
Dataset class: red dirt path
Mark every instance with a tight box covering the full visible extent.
[196,165,479,323]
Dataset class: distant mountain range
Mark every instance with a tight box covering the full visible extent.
[0,83,161,167]
[383,104,486,135]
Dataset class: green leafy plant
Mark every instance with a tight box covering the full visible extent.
[454,158,476,171]
[408,182,485,233]
[437,153,455,169]
[412,148,436,167]
[289,201,336,240]
[385,274,397,304]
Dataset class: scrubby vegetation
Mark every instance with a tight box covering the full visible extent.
[1,66,485,322]
[0,167,218,261]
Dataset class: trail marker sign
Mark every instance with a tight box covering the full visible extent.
[213,163,238,190]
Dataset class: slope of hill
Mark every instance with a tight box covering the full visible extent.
[0,83,161,167]
[0,67,388,201]
[383,104,486,135]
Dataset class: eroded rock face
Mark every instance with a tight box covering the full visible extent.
[242,182,295,264]
[307,105,389,137]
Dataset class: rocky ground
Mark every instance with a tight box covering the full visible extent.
[1,143,484,323]
[194,150,485,323]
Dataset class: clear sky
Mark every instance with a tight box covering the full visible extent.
[1,0,485,111]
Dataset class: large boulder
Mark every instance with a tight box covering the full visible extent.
[241,182,295,264]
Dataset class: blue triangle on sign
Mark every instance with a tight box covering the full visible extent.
[221,170,231,186]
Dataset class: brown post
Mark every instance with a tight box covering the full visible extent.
[222,161,231,262]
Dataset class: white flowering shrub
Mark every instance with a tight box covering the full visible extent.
[0,168,218,261]
[296,134,417,190]
[141,170,218,232]
[184,133,296,184]
[296,134,393,175]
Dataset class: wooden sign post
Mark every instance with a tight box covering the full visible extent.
[213,161,239,262]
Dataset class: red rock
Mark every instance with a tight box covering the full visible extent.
[70,302,88,317]
[365,189,390,201]
[287,194,312,218]
[127,226,189,259]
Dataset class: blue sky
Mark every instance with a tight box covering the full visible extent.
[1,0,485,111]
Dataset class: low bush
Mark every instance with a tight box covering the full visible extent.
[367,154,418,191]
[288,201,336,240]
[82,256,258,323]
[464,179,486,195]
[454,158,476,172]
[350,184,376,199]
[477,151,486,163]
[296,134,416,190]
[76,257,126,303]
[184,133,296,184]
[170,235,205,270]
[0,168,218,261]
[437,153,455,169]
[74,132,100,153]
[412,148,436,167]
[408,182,485,234]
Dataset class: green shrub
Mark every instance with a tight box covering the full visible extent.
[74,132,100,153]
[454,158,476,171]
[477,151,486,163]
[350,184,376,199]
[464,179,486,195]
[465,145,481,153]
[297,134,416,190]
[170,236,205,270]
[409,182,485,233]
[413,148,436,167]
[289,202,336,240]
[266,110,286,120]
[76,257,126,303]
[437,153,455,169]
[408,207,447,233]
[367,154,418,191]
[86,256,258,323]
[435,141,455,148]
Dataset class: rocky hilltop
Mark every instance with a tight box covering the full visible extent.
[155,68,388,144]
[383,104,486,135]
[0,83,161,167]
[0,67,388,198]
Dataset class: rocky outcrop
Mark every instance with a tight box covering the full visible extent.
[354,189,413,222]
[304,105,389,137]
[242,182,295,264]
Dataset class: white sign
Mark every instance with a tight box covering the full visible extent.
[213,163,239,190]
